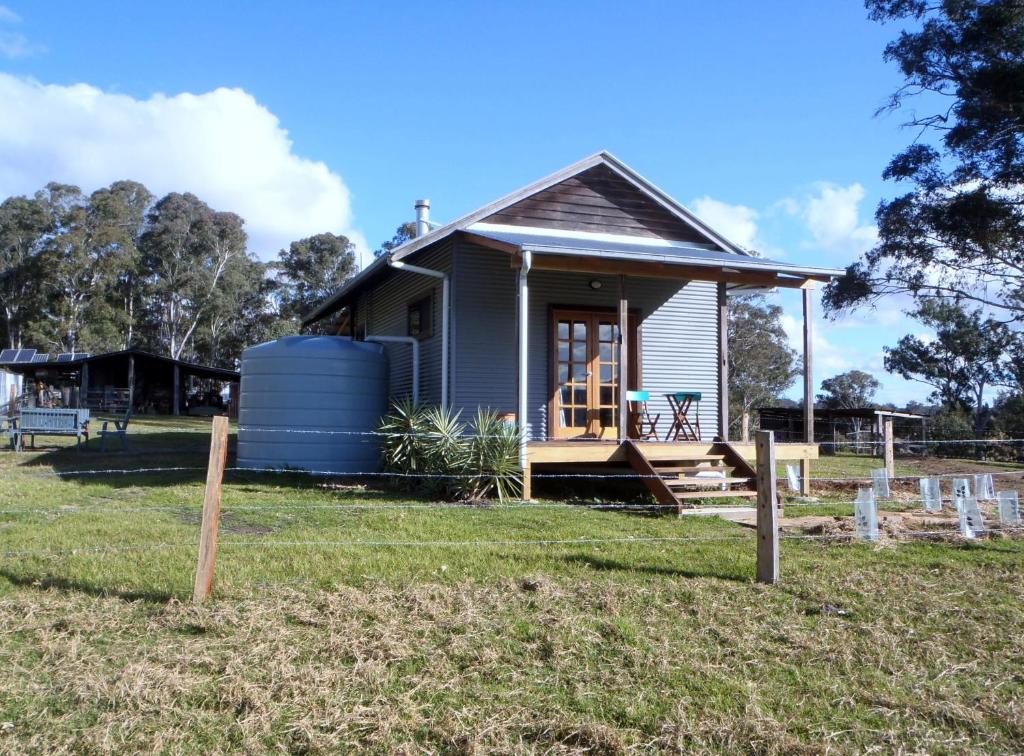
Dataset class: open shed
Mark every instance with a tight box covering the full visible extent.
[0,348,239,416]
[757,407,927,453]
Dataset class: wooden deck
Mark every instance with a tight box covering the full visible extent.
[523,440,819,504]
[527,440,818,465]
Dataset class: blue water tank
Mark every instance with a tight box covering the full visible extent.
[237,336,388,474]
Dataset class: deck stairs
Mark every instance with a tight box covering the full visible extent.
[623,440,758,513]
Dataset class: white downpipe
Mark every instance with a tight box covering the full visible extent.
[364,335,420,406]
[517,251,532,469]
[387,259,449,409]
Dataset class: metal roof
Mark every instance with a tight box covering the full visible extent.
[464,227,844,280]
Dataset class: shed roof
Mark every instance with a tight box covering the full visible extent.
[758,407,926,421]
[0,347,239,381]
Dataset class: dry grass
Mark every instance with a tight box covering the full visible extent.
[2,550,1023,754]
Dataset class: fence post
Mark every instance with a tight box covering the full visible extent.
[883,416,895,479]
[193,415,229,603]
[755,430,780,585]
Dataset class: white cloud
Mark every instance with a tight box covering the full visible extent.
[780,312,853,379]
[789,182,878,259]
[689,196,762,253]
[0,74,365,261]
[0,5,42,58]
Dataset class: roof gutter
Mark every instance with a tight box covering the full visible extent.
[387,258,449,410]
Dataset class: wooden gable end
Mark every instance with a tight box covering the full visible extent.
[481,164,714,244]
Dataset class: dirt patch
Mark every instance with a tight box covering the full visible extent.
[783,506,1022,542]
[177,510,277,536]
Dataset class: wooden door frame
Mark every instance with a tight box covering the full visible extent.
[548,305,641,439]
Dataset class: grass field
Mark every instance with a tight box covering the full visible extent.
[1,416,1022,753]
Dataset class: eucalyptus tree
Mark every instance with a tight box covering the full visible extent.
[884,299,1012,432]
[727,294,799,438]
[274,232,356,332]
[825,0,1024,324]
[817,370,881,409]
[87,180,153,349]
[0,194,49,349]
[139,193,247,359]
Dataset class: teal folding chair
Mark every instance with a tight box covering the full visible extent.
[627,390,660,441]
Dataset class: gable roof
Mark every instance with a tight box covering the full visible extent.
[303,151,840,325]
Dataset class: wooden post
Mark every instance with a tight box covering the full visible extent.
[127,354,135,412]
[173,364,181,416]
[717,282,729,441]
[193,415,229,603]
[741,410,750,443]
[800,285,814,495]
[80,362,89,409]
[755,430,780,585]
[883,415,895,479]
[618,276,629,442]
[517,252,531,500]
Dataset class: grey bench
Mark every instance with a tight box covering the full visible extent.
[9,408,90,451]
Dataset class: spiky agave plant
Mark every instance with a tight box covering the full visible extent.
[461,408,523,501]
[418,404,468,498]
[378,399,429,487]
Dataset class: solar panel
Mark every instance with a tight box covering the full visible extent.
[31,353,50,363]
[56,352,81,362]
[0,349,16,363]
[12,349,36,363]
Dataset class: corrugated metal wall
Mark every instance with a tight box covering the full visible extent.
[451,240,721,440]
[355,242,453,407]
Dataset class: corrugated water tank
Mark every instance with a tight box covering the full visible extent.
[237,336,388,474]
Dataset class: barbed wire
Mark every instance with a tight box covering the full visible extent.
[2,526,1020,561]
[7,462,1024,488]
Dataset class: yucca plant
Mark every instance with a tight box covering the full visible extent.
[378,400,468,496]
[418,404,468,498]
[460,408,523,501]
[378,399,429,489]
[378,401,522,501]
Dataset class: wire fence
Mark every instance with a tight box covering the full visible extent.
[2,422,1023,597]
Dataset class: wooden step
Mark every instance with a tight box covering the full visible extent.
[651,454,726,462]
[650,464,730,474]
[674,489,759,500]
[666,477,753,488]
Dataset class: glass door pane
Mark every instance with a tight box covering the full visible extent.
[556,317,590,435]
[593,319,619,436]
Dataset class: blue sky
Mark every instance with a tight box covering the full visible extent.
[0,1,932,405]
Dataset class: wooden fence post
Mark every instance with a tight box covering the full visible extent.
[883,416,895,479]
[193,415,229,603]
[755,430,780,585]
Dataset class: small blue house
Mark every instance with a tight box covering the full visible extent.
[304,152,839,503]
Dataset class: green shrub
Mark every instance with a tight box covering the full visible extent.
[378,401,523,501]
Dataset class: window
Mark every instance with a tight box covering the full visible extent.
[407,295,433,340]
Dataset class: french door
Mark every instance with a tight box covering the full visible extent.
[550,308,639,439]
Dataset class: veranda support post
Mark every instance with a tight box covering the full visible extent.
[883,416,895,479]
[756,430,780,585]
[800,285,814,495]
[193,415,229,603]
